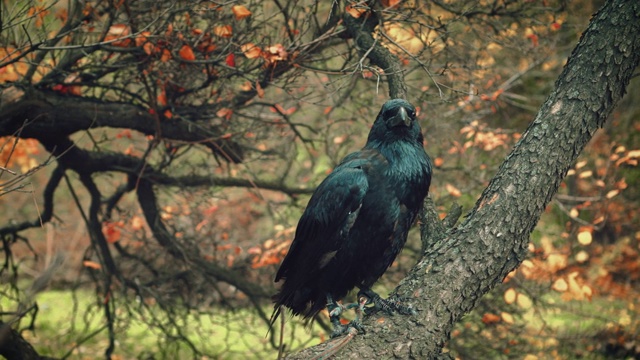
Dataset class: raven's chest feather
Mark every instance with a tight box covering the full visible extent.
[376,141,432,211]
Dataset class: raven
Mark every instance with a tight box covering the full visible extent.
[271,99,432,334]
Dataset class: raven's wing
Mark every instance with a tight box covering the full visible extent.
[274,154,374,283]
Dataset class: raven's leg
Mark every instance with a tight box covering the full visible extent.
[357,288,416,315]
[326,295,348,337]
[348,295,368,332]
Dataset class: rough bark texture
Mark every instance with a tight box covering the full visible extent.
[0,89,244,163]
[343,2,407,99]
[287,0,640,358]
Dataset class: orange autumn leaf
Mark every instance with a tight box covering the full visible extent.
[241,43,262,59]
[157,89,167,106]
[83,260,102,270]
[160,48,172,62]
[445,183,462,197]
[27,6,49,27]
[54,7,68,22]
[345,4,366,18]
[434,157,444,167]
[240,81,253,91]
[179,44,196,61]
[135,31,151,47]
[102,221,122,243]
[481,313,501,325]
[135,31,154,55]
[214,25,233,38]
[216,108,233,120]
[225,53,236,67]
[232,5,252,20]
[131,216,145,231]
[381,0,402,7]
[105,24,131,47]
[255,81,264,98]
[263,44,288,63]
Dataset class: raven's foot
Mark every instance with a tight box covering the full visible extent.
[330,296,367,338]
[358,288,417,316]
[327,295,347,337]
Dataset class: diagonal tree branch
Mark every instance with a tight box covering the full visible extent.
[288,0,640,358]
[343,3,407,99]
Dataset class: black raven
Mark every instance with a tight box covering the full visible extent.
[271,99,432,334]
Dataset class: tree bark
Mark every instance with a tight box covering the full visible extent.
[0,89,243,163]
[0,322,58,360]
[287,0,640,358]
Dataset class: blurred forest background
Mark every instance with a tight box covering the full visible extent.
[0,0,638,359]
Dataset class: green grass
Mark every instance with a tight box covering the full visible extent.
[3,289,321,359]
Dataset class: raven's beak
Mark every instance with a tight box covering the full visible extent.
[390,107,412,127]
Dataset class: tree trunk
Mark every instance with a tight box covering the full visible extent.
[0,322,58,360]
[288,0,640,358]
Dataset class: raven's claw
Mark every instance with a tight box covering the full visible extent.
[358,289,417,316]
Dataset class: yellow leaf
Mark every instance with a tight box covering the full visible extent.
[566,271,585,300]
[516,293,532,309]
[232,5,252,20]
[582,284,593,300]
[619,310,632,326]
[577,229,592,245]
[552,278,568,292]
[504,288,517,304]
[606,189,619,199]
[569,208,579,218]
[501,312,514,324]
[578,170,592,179]
[546,253,568,272]
[575,160,587,169]
[540,236,554,255]
[445,183,462,197]
[575,250,589,263]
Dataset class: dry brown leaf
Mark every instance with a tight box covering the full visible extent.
[232,5,252,20]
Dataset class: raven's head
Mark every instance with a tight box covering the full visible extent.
[378,99,416,128]
[368,99,422,144]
